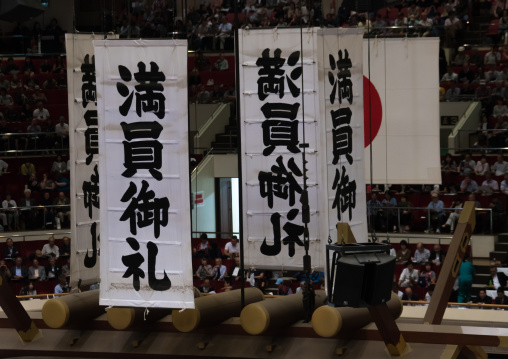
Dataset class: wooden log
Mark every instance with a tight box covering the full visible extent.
[241,290,328,335]
[172,287,264,332]
[42,290,104,329]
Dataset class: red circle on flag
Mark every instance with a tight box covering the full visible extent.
[363,76,382,148]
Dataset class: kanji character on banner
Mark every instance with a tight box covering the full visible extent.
[256,49,302,100]
[328,49,353,105]
[260,208,304,257]
[120,180,170,238]
[332,166,357,221]
[261,102,301,156]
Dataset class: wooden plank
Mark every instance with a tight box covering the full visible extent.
[368,303,407,356]
[0,273,39,341]
[424,201,476,325]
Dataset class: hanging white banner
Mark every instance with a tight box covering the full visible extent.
[239,28,328,270]
[95,39,194,308]
[317,28,368,245]
[66,33,117,288]
[363,37,441,185]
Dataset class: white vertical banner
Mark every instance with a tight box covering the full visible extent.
[67,33,117,288]
[363,38,441,184]
[239,28,328,270]
[317,28,368,244]
[95,40,194,308]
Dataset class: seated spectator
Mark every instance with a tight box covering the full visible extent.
[224,236,239,258]
[199,278,215,293]
[381,192,397,232]
[444,80,460,101]
[39,59,52,73]
[214,17,232,50]
[489,196,505,232]
[21,161,36,176]
[458,62,474,82]
[397,194,413,232]
[9,257,27,281]
[214,53,229,71]
[0,87,13,106]
[33,101,50,123]
[188,68,201,87]
[54,192,70,228]
[482,172,500,191]
[51,155,67,174]
[461,81,475,96]
[442,153,458,173]
[0,259,9,279]
[2,194,18,231]
[0,73,10,89]
[28,259,46,281]
[54,274,69,294]
[475,155,490,175]
[40,173,56,192]
[197,85,210,104]
[43,77,58,90]
[24,72,39,91]
[9,74,21,89]
[226,257,243,285]
[62,258,70,276]
[429,243,446,266]
[367,192,381,232]
[31,89,47,105]
[195,258,213,279]
[18,189,37,230]
[60,236,71,258]
[193,233,210,258]
[46,257,61,280]
[457,153,476,176]
[194,51,211,72]
[19,282,37,297]
[492,154,508,176]
[392,282,403,298]
[475,80,493,105]
[41,236,60,259]
[495,287,508,306]
[52,56,65,74]
[442,197,462,234]
[422,284,434,303]
[501,174,508,196]
[402,287,419,302]
[26,174,39,194]
[212,258,227,280]
[40,191,56,229]
[4,57,19,74]
[485,45,501,66]
[399,262,419,287]
[441,65,458,83]
[3,237,19,260]
[22,58,35,75]
[412,242,431,264]
[276,278,293,295]
[472,289,493,304]
[55,174,70,192]
[489,265,507,289]
[493,99,508,118]
[426,193,446,233]
[396,240,411,265]
[54,116,69,147]
[460,175,479,193]
[419,262,436,288]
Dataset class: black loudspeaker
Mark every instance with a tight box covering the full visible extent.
[0,0,46,22]
[333,252,395,307]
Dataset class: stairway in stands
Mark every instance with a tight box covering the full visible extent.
[210,113,238,152]
[472,234,508,297]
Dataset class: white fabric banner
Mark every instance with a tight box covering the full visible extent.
[363,38,441,184]
[317,28,368,245]
[239,28,328,270]
[67,33,117,288]
[95,39,194,308]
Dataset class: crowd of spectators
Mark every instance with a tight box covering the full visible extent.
[0,156,71,232]
[0,236,71,295]
[392,239,508,306]
[192,233,324,295]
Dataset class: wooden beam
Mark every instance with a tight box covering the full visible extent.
[424,201,476,325]
[336,222,356,244]
[0,274,39,341]
[368,303,407,356]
